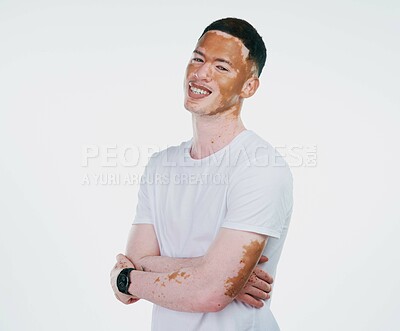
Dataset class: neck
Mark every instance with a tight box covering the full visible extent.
[190,112,246,159]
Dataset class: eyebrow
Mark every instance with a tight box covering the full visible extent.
[193,49,233,67]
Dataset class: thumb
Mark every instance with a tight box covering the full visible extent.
[116,253,126,261]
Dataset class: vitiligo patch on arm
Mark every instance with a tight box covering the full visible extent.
[224,239,265,298]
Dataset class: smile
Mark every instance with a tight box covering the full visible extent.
[189,82,212,97]
[191,87,209,95]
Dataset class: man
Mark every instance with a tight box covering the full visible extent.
[111,18,293,330]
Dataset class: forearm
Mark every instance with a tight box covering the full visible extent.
[124,224,203,273]
[129,265,229,313]
[121,226,266,312]
[134,255,203,273]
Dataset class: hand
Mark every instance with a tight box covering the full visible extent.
[236,255,274,308]
[110,254,141,305]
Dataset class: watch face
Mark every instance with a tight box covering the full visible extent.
[117,268,133,295]
[118,274,128,289]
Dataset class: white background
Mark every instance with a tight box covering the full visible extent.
[1,0,399,330]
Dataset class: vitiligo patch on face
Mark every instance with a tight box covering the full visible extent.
[224,239,265,298]
[184,30,257,117]
[208,31,250,60]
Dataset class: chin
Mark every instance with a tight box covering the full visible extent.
[184,104,204,115]
[184,96,216,116]
[184,98,202,114]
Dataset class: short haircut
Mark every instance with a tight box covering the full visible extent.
[199,17,267,76]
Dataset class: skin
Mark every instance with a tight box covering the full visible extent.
[111,229,270,312]
[111,30,273,312]
[184,30,258,117]
[111,224,273,308]
[224,240,266,298]
[183,30,259,159]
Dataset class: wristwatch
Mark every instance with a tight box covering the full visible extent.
[117,267,135,295]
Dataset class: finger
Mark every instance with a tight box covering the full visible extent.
[243,284,270,300]
[114,292,133,305]
[116,253,126,261]
[253,267,273,284]
[236,293,264,308]
[116,254,132,267]
[115,254,134,269]
[128,297,140,304]
[247,273,258,285]
[119,255,143,271]
[114,292,125,303]
[121,254,135,264]
[258,255,269,264]
[246,275,272,293]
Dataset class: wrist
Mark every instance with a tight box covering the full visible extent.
[116,268,135,295]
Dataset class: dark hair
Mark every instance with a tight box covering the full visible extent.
[199,17,267,76]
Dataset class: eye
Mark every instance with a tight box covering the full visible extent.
[216,65,228,72]
[192,57,204,63]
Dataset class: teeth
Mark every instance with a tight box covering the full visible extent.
[190,84,210,95]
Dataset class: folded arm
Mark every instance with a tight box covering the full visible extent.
[125,224,202,272]
[112,226,268,313]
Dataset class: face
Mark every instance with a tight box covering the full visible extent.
[184,31,259,116]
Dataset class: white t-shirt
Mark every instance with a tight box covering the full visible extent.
[133,130,293,331]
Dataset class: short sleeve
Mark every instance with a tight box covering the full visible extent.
[221,159,293,238]
[132,159,155,225]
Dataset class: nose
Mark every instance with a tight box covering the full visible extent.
[193,62,211,81]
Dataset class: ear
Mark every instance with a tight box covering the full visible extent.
[240,76,260,99]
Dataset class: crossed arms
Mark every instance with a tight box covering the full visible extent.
[110,224,274,312]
